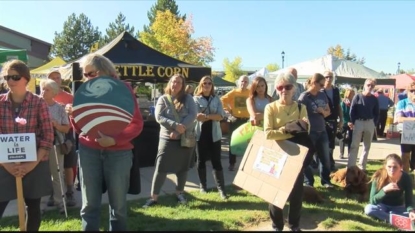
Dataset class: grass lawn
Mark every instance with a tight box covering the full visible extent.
[0,160,412,231]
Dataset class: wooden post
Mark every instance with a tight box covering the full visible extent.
[16,175,26,231]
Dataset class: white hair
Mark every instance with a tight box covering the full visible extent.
[40,79,60,95]
[274,72,296,87]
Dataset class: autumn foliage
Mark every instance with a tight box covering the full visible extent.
[139,10,214,66]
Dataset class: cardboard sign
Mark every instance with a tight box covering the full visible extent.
[73,76,135,139]
[233,130,308,209]
[0,133,37,163]
[390,213,414,231]
[401,121,415,145]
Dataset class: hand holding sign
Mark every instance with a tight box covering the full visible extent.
[95,131,116,147]
[2,163,19,177]
[401,121,415,145]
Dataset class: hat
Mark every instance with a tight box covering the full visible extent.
[324,71,333,77]
[47,68,61,79]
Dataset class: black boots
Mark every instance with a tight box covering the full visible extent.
[197,168,208,193]
[212,170,228,200]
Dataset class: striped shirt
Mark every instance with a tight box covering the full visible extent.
[0,91,54,151]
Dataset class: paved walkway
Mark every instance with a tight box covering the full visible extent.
[2,136,401,230]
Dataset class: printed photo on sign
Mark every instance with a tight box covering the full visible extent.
[401,121,415,145]
[0,133,37,163]
[253,146,288,178]
[73,76,135,139]
[390,213,414,231]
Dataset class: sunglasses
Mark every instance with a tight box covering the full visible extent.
[203,82,212,86]
[83,71,98,78]
[276,84,294,91]
[3,75,23,81]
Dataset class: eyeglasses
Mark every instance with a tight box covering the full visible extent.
[276,84,294,91]
[3,75,23,81]
[83,71,98,78]
[203,82,212,86]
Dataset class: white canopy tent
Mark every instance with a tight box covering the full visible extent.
[266,55,394,94]
[248,67,269,82]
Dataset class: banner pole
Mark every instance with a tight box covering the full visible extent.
[16,165,26,231]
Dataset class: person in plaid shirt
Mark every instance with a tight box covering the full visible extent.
[0,59,54,231]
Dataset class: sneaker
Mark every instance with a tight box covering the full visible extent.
[142,199,158,208]
[66,192,76,207]
[47,195,54,207]
[323,183,334,188]
[177,193,187,205]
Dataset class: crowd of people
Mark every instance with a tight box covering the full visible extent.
[0,55,414,231]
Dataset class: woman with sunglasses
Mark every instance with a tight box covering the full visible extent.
[193,76,227,199]
[298,73,333,188]
[67,54,144,231]
[264,72,315,231]
[143,74,197,208]
[0,60,54,231]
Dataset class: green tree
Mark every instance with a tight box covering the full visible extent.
[101,12,135,46]
[50,13,101,61]
[223,56,244,83]
[327,44,365,64]
[139,10,214,66]
[141,0,185,35]
[266,63,280,72]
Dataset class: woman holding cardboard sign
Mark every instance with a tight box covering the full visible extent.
[394,81,415,173]
[263,72,315,231]
[0,60,54,231]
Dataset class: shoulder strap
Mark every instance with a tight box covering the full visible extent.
[297,102,302,119]
[165,95,180,122]
[202,96,213,114]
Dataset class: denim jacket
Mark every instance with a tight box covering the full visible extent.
[193,95,225,142]
[155,94,197,140]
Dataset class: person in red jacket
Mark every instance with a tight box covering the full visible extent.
[66,54,143,231]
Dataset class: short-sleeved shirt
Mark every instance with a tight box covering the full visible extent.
[394,98,415,132]
[48,102,69,145]
[298,91,328,132]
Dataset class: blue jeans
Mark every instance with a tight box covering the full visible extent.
[78,144,133,231]
[304,131,332,186]
[365,203,409,222]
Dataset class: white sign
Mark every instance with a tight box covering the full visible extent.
[0,133,37,163]
[401,121,415,145]
[253,146,288,179]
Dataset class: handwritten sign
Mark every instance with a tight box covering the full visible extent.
[0,133,37,163]
[401,121,415,145]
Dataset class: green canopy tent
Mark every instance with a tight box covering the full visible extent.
[0,48,28,64]
[212,76,236,87]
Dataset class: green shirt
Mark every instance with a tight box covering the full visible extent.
[369,172,414,212]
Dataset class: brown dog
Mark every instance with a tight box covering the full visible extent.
[344,166,369,202]
[330,167,347,187]
[303,185,324,204]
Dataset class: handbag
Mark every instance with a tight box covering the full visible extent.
[284,103,308,135]
[54,129,73,155]
[165,95,196,148]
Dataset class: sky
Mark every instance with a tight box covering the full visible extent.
[0,0,414,74]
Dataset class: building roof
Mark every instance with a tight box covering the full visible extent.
[0,25,51,46]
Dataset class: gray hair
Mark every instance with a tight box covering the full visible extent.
[80,53,118,78]
[274,72,296,88]
[40,79,60,96]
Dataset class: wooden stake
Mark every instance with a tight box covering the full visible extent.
[16,165,26,231]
